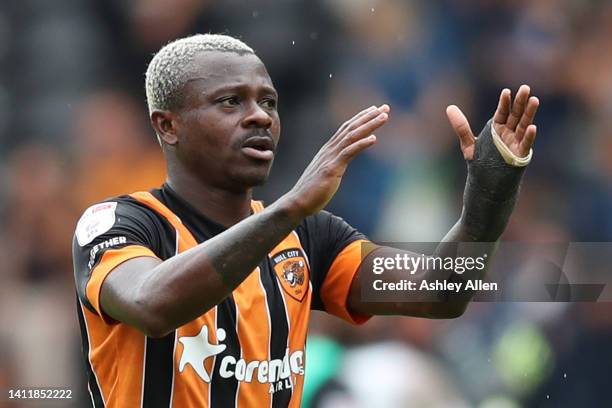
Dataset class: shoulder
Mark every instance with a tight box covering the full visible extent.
[296,210,367,263]
[74,194,168,247]
[298,210,336,232]
[298,210,364,241]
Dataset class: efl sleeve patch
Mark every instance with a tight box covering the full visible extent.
[76,202,118,246]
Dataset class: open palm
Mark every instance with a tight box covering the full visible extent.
[446,85,539,160]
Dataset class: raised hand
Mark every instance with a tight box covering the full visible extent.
[286,104,390,217]
[446,85,539,160]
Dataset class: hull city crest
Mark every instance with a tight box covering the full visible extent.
[270,248,309,301]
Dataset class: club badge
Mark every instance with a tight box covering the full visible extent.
[270,248,309,302]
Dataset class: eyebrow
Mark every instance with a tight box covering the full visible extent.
[189,79,278,98]
[214,84,278,98]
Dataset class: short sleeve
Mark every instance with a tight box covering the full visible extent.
[72,199,163,322]
[296,211,372,325]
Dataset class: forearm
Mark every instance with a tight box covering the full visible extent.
[372,216,504,318]
[429,119,527,308]
[432,196,514,300]
[353,235,496,319]
[427,219,499,315]
[115,195,304,335]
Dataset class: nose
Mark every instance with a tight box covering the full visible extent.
[241,102,272,129]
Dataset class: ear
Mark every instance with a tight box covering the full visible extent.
[150,110,179,145]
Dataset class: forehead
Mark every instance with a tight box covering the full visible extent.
[185,51,274,94]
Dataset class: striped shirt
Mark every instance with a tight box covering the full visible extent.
[73,184,370,407]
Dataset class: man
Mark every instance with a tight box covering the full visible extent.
[73,34,539,407]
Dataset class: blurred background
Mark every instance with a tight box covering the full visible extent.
[1,0,611,407]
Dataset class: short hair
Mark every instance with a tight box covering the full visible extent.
[145,34,254,114]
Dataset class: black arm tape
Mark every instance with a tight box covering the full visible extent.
[462,120,527,240]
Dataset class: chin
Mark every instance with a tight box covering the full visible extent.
[231,165,272,189]
[243,172,270,187]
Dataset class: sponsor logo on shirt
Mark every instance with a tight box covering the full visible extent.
[178,324,304,393]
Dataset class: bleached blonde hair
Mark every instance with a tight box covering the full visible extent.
[145,34,254,114]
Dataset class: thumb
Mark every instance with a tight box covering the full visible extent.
[446,105,475,160]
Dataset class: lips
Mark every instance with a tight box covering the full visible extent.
[241,136,275,161]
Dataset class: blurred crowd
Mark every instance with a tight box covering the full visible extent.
[1,0,611,407]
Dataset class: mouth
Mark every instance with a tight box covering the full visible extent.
[241,136,275,161]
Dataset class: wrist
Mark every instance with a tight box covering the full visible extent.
[466,120,527,202]
[274,192,310,224]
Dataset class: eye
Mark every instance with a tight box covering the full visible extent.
[260,97,277,110]
[217,96,240,107]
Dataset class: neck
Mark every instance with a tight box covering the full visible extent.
[166,168,253,228]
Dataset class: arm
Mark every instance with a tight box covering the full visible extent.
[348,85,540,318]
[100,105,391,337]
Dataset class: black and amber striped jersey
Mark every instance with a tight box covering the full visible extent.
[73,184,370,408]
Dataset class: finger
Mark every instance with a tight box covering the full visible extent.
[493,88,511,124]
[346,104,390,133]
[340,112,389,147]
[332,105,388,145]
[519,124,536,156]
[506,84,530,131]
[446,105,475,151]
[338,134,377,164]
[336,105,376,134]
[515,96,540,142]
[337,104,389,135]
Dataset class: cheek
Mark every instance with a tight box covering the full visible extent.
[184,114,231,152]
[271,116,281,141]
[202,124,226,149]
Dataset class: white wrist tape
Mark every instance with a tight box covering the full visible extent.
[490,124,533,167]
